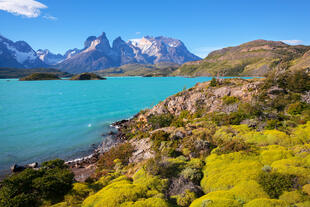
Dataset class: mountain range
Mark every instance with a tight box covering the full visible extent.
[0,33,201,74]
[2,34,310,77]
[0,35,47,69]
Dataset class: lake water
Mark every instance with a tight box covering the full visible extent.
[0,76,246,172]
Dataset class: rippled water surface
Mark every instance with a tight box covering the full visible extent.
[1,77,225,171]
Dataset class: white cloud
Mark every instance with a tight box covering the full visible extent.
[135,32,141,35]
[281,40,303,45]
[194,46,223,58]
[0,0,47,18]
[43,14,57,21]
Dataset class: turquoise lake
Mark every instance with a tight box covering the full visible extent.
[0,77,248,172]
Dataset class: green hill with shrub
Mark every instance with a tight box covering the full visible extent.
[174,40,310,77]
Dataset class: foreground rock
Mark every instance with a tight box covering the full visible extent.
[10,162,38,172]
[69,72,106,80]
[19,72,60,81]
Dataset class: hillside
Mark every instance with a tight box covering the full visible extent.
[174,40,310,76]
[0,68,71,79]
[96,63,179,77]
[2,70,310,206]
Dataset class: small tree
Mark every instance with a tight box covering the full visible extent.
[210,77,217,87]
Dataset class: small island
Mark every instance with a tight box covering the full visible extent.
[19,73,61,81]
[69,73,106,80]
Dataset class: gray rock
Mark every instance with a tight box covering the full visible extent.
[10,164,25,172]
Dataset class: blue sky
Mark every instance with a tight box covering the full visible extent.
[0,0,309,58]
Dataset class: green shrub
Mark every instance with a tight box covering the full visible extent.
[210,77,218,87]
[64,183,94,206]
[148,114,174,129]
[176,190,196,207]
[225,111,249,125]
[222,96,239,105]
[263,70,310,93]
[97,143,134,170]
[257,171,297,198]
[287,102,307,115]
[150,130,171,153]
[265,120,283,130]
[0,159,74,207]
[180,167,203,184]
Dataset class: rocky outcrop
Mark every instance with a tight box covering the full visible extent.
[129,138,154,163]
[147,78,260,116]
[10,162,38,173]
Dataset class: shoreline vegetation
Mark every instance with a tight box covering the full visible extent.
[2,70,310,206]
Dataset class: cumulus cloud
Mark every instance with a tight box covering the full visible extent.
[194,46,223,58]
[281,40,303,45]
[0,0,47,18]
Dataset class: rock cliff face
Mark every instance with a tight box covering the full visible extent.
[147,78,260,116]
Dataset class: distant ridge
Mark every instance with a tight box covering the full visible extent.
[174,39,310,76]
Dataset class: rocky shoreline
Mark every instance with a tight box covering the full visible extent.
[65,118,137,181]
[1,119,130,182]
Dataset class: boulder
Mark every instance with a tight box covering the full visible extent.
[10,164,25,172]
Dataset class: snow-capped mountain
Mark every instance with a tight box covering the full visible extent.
[56,32,201,73]
[36,49,65,65]
[128,36,201,64]
[0,35,46,68]
[0,33,200,73]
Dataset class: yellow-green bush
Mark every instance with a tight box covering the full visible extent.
[279,191,304,204]
[302,184,310,196]
[133,169,168,193]
[213,125,293,147]
[244,198,287,207]
[64,183,94,206]
[189,196,242,207]
[271,157,310,186]
[191,180,268,206]
[82,180,146,207]
[229,180,269,203]
[259,145,293,165]
[291,122,310,144]
[296,201,310,207]
[175,190,197,207]
[120,197,171,207]
[201,152,263,192]
[82,170,169,207]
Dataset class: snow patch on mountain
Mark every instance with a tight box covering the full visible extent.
[4,42,36,64]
